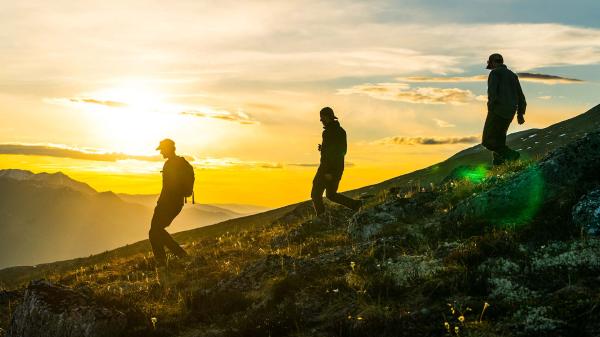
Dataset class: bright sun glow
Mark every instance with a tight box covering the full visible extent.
[80,82,187,155]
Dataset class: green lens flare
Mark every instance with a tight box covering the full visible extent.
[455,165,489,184]
[494,166,545,229]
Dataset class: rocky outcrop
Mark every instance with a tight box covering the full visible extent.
[450,131,600,228]
[572,188,600,236]
[8,280,126,337]
[347,197,410,240]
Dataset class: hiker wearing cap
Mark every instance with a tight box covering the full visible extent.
[149,138,194,282]
[483,53,527,165]
[311,107,362,224]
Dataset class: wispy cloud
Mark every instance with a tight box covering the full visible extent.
[338,83,484,105]
[538,95,553,100]
[399,75,487,83]
[69,98,128,107]
[288,162,355,168]
[516,73,584,84]
[399,73,583,85]
[181,109,259,125]
[46,97,128,108]
[191,157,281,169]
[0,143,161,162]
[375,135,480,145]
[433,118,455,128]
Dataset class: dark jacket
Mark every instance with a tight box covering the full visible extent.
[487,64,527,119]
[320,120,347,176]
[157,156,185,206]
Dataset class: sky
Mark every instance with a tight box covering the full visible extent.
[1,0,599,207]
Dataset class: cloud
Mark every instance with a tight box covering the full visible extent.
[191,157,282,169]
[46,97,128,108]
[399,73,583,85]
[433,118,455,128]
[399,75,487,83]
[338,83,483,105]
[181,109,259,125]
[516,73,584,84]
[288,163,319,167]
[288,162,355,168]
[538,95,553,100]
[0,143,161,162]
[69,98,128,107]
[375,135,480,145]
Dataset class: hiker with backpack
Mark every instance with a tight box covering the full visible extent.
[483,53,527,165]
[150,138,194,282]
[311,107,362,224]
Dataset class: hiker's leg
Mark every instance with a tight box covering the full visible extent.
[149,210,168,266]
[483,113,515,164]
[161,230,188,258]
[325,174,360,210]
[150,204,187,263]
[496,115,520,161]
[311,168,327,216]
[161,204,188,258]
[482,113,504,152]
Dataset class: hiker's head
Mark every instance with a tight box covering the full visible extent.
[319,106,337,125]
[156,138,176,158]
[486,53,504,70]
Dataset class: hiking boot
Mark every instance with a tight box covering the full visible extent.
[492,152,505,166]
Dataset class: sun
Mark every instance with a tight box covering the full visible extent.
[82,82,184,155]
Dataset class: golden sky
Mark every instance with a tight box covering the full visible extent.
[1,1,599,206]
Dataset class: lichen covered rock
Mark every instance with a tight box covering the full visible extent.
[450,131,600,228]
[8,280,126,337]
[572,188,600,236]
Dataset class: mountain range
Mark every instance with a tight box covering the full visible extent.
[0,171,269,268]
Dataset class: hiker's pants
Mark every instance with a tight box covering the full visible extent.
[149,202,186,266]
[311,166,357,216]
[482,112,516,163]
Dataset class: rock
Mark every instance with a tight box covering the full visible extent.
[450,131,600,228]
[572,188,600,236]
[347,200,404,240]
[8,280,126,337]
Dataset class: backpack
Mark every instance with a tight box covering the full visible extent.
[177,157,195,203]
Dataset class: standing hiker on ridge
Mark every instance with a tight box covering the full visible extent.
[311,107,362,224]
[482,53,527,165]
[150,138,194,284]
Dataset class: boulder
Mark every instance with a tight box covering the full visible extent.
[8,280,126,337]
[572,188,600,236]
[347,199,404,240]
[450,131,600,228]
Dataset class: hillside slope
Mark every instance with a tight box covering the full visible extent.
[1,104,598,279]
[1,105,600,337]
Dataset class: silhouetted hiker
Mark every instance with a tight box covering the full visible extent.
[150,138,193,283]
[483,53,527,165]
[311,107,362,224]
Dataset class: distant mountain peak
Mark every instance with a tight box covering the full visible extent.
[0,169,36,180]
[0,169,97,195]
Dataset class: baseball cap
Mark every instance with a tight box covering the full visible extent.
[156,138,175,150]
[486,53,504,69]
[319,106,338,119]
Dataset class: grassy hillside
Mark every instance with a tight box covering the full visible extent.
[1,105,599,336]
